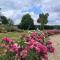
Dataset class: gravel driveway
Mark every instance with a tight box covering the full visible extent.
[48,34,60,60]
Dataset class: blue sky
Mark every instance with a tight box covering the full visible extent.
[0,0,60,25]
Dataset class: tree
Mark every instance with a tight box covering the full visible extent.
[20,14,34,29]
[4,18,14,32]
[0,16,9,25]
[0,8,9,25]
[8,18,14,26]
[37,13,49,30]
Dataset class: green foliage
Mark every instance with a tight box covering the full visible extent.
[20,14,34,29]
[4,25,12,32]
[0,14,14,32]
[18,39,26,48]
[0,16,9,25]
[26,49,38,60]
[8,18,14,26]
[0,15,14,25]
[37,13,49,30]
[2,19,15,32]
[0,51,16,60]
[0,24,7,33]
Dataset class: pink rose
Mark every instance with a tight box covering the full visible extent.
[37,35,44,41]
[44,54,48,60]
[20,49,28,58]
[9,43,18,52]
[41,45,47,54]
[2,37,12,43]
[35,47,40,53]
[1,44,7,47]
[31,32,37,36]
[48,46,55,53]
[47,40,52,45]
[27,39,35,46]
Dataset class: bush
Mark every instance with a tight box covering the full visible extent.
[0,24,7,33]
[5,25,19,32]
[1,31,55,60]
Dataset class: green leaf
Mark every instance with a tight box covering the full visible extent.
[0,51,16,60]
[19,39,26,48]
[26,49,38,60]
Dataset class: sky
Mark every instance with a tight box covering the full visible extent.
[0,0,60,25]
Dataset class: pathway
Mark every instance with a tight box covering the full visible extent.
[48,34,60,60]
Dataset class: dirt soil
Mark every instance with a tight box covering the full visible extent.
[48,34,60,60]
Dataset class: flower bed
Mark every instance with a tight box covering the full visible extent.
[46,29,60,36]
[0,31,55,60]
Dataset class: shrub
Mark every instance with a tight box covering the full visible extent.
[1,31,55,60]
[0,24,7,33]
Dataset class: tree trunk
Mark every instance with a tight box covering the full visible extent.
[41,24,44,30]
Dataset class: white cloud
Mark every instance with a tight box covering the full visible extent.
[41,0,60,19]
[2,10,15,18]
[0,0,60,25]
[29,12,39,25]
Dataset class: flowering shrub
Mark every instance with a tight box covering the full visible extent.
[2,37,13,43]
[46,30,60,36]
[0,31,55,60]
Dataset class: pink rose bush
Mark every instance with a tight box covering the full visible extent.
[1,31,55,60]
[46,30,60,36]
[47,40,55,53]
[2,37,12,43]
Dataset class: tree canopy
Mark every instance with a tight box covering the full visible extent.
[37,13,49,30]
[0,16,9,24]
[20,14,34,29]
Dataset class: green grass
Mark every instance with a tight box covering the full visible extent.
[0,31,31,43]
[0,32,19,38]
[0,32,25,39]
[0,31,27,44]
[0,32,19,42]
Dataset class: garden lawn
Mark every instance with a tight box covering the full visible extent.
[0,31,28,44]
[0,32,19,43]
[0,32,22,39]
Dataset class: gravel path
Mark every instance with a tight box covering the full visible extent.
[48,34,60,60]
